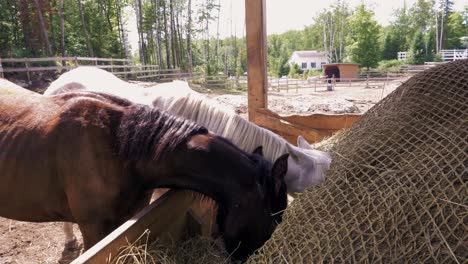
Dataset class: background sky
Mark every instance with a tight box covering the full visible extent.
[128,0,467,52]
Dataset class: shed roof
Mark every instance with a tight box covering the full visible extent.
[323,63,360,66]
[292,51,327,59]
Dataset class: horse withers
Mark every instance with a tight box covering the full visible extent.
[0,86,288,260]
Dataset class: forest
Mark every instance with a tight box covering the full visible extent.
[0,0,466,77]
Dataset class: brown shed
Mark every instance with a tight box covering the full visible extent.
[323,63,360,79]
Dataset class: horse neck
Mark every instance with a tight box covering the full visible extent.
[158,95,288,162]
[139,135,254,206]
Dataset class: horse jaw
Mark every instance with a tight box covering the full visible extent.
[284,143,331,193]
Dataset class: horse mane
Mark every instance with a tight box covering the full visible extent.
[151,93,288,162]
[117,105,208,162]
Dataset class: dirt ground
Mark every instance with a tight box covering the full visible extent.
[0,219,83,264]
[210,80,406,117]
[0,76,407,263]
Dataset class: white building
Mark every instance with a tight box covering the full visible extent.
[289,51,328,70]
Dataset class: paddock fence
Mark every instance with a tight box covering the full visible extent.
[0,56,203,83]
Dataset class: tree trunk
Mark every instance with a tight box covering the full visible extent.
[169,0,177,68]
[59,0,66,63]
[153,0,164,68]
[176,9,184,68]
[117,0,130,60]
[435,9,439,53]
[186,0,193,72]
[135,0,146,65]
[162,0,171,69]
[215,0,221,70]
[439,8,444,51]
[33,0,53,56]
[77,0,94,57]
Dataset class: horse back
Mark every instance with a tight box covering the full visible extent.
[0,90,129,222]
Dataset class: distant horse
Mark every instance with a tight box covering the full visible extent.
[45,67,331,193]
[0,85,288,260]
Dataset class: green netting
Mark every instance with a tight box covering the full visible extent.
[248,60,467,263]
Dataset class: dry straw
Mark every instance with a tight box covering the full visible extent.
[111,230,239,264]
[248,60,467,263]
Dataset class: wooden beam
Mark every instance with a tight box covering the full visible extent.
[71,190,216,264]
[252,111,336,144]
[245,0,268,121]
[256,108,360,130]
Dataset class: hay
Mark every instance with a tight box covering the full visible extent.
[248,60,467,263]
[111,231,238,264]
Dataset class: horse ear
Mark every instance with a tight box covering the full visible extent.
[252,146,263,156]
[272,154,289,194]
[297,135,313,150]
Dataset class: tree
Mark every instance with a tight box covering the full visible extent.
[435,0,454,52]
[316,1,351,63]
[59,0,66,59]
[77,0,94,57]
[391,3,412,52]
[346,4,381,69]
[186,0,193,71]
[382,31,400,60]
[445,11,466,48]
[409,29,426,64]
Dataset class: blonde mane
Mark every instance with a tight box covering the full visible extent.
[151,92,287,162]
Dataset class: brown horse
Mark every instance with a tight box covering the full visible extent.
[0,86,288,260]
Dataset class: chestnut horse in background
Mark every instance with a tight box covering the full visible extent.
[0,86,288,260]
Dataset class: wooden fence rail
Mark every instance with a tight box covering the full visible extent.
[0,56,201,83]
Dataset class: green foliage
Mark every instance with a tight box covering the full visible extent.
[445,11,467,48]
[381,32,400,60]
[288,63,303,78]
[0,0,465,75]
[409,30,426,64]
[377,59,404,72]
[346,4,381,69]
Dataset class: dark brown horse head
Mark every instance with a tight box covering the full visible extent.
[117,106,289,260]
[215,147,289,260]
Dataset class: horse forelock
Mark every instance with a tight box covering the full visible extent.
[117,105,208,163]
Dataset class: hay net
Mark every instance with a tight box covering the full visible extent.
[249,60,467,263]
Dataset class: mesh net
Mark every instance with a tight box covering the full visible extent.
[248,60,468,263]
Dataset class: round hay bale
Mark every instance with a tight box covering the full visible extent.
[248,60,467,263]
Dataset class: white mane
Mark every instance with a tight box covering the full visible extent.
[45,67,331,193]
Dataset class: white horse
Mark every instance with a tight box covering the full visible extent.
[44,67,331,247]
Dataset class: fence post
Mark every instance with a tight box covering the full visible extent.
[314,78,317,92]
[0,58,3,78]
[110,58,113,73]
[24,58,31,83]
[286,78,289,93]
[296,80,299,93]
[73,57,79,68]
[366,74,369,88]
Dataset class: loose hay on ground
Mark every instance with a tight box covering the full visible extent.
[112,231,238,264]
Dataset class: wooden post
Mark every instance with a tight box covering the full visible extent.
[110,58,114,73]
[0,58,4,78]
[73,56,79,68]
[245,0,268,121]
[24,59,31,83]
